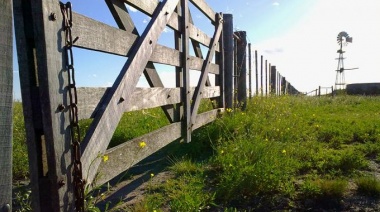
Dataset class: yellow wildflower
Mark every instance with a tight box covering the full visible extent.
[220,150,224,154]
[282,149,286,154]
[150,173,154,177]
[102,155,109,162]
[139,141,146,148]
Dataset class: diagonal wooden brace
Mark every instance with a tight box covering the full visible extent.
[105,0,175,122]
[80,0,179,186]
[190,13,223,125]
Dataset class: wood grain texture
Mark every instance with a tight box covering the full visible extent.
[77,86,220,119]
[72,12,137,56]
[181,0,191,142]
[223,14,234,109]
[94,109,221,187]
[105,0,174,122]
[13,1,43,210]
[0,0,13,209]
[105,0,138,34]
[81,0,179,186]
[125,0,218,51]
[14,0,76,211]
[72,18,220,72]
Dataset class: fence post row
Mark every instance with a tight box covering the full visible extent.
[13,0,230,210]
[0,0,13,211]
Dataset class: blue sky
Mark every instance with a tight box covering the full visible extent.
[12,0,380,99]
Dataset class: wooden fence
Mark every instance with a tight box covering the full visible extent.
[6,0,304,211]
[13,0,231,211]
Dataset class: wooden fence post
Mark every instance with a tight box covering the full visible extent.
[277,72,281,95]
[233,36,238,108]
[216,13,225,109]
[255,50,258,96]
[13,0,76,210]
[0,0,13,211]
[265,60,268,96]
[235,31,247,109]
[281,76,286,95]
[270,66,276,95]
[248,43,252,99]
[223,14,233,109]
[181,0,191,142]
[260,55,263,96]
[318,86,321,97]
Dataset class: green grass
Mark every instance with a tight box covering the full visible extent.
[355,176,380,197]
[12,96,380,210]
[13,101,29,180]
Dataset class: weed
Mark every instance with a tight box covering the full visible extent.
[12,102,29,179]
[13,188,32,212]
[355,176,380,197]
[318,179,348,199]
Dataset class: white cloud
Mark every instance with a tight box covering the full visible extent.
[254,0,380,92]
[143,17,151,24]
[163,27,170,33]
[126,5,138,13]
[272,2,280,7]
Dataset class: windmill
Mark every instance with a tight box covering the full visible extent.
[335,31,358,90]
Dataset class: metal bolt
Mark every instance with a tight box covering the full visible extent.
[50,13,57,21]
[57,104,65,112]
[58,180,65,187]
[3,204,11,212]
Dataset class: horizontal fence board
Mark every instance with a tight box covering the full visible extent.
[77,86,220,120]
[72,12,137,55]
[188,23,219,51]
[190,56,219,74]
[72,15,219,71]
[125,0,218,51]
[94,108,221,187]
[189,0,216,23]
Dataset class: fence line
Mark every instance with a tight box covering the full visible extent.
[8,1,306,210]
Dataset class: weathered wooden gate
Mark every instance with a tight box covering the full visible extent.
[14,0,230,211]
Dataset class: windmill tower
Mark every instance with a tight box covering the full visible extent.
[335,31,358,90]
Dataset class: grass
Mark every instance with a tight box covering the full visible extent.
[355,176,380,197]
[12,95,380,210]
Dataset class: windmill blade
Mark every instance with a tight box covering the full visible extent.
[345,67,359,70]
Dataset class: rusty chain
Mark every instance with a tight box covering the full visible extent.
[60,2,85,211]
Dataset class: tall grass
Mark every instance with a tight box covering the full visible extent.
[12,96,380,210]
[137,96,380,210]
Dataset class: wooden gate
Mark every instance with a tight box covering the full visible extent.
[14,0,228,211]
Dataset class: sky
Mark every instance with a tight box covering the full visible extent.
[12,0,380,99]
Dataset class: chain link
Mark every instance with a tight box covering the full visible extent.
[60,2,85,211]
